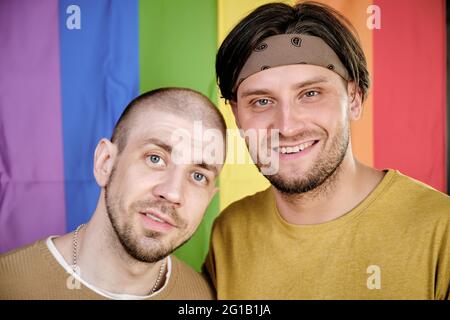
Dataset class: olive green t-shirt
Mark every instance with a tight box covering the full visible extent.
[205,170,450,299]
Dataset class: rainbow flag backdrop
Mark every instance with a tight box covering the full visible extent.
[0,0,447,271]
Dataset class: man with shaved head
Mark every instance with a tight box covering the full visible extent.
[0,87,226,300]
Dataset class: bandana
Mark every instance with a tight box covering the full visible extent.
[235,34,349,92]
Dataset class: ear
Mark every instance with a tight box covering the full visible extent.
[93,138,118,187]
[229,100,242,128]
[347,81,363,121]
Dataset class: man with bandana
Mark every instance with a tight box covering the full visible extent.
[0,88,226,299]
[204,2,450,299]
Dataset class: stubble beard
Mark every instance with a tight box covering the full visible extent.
[261,121,350,198]
[104,168,190,264]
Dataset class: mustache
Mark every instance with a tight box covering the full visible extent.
[131,200,187,228]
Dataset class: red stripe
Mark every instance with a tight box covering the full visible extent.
[373,0,446,191]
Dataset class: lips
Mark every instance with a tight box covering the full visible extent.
[139,210,176,232]
[141,210,175,226]
[273,140,319,154]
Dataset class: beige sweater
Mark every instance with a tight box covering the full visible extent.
[0,240,214,300]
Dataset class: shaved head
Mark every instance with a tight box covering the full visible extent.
[111,88,226,153]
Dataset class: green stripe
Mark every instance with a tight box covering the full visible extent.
[139,0,218,271]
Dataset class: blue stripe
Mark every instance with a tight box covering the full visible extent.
[59,0,139,231]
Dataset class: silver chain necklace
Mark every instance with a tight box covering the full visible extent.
[72,223,166,294]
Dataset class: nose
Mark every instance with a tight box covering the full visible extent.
[272,102,306,138]
[151,169,184,207]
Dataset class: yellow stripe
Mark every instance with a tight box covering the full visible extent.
[217,1,296,210]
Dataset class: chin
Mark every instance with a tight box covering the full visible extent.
[279,166,310,179]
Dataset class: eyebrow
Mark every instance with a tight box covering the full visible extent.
[141,138,220,177]
[140,137,172,153]
[239,76,330,99]
[196,162,219,178]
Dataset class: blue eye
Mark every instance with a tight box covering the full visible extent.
[192,172,206,182]
[255,98,270,106]
[147,154,166,168]
[305,91,319,97]
[149,155,161,163]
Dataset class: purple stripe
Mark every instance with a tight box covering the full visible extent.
[0,0,66,252]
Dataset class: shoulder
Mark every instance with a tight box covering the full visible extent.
[0,240,46,270]
[376,170,450,233]
[387,170,449,216]
[164,256,215,300]
[0,239,55,299]
[214,187,273,228]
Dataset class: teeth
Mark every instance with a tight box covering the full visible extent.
[299,141,314,151]
[146,213,164,223]
[278,141,316,154]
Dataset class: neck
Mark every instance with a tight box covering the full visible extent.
[55,193,166,296]
[272,149,384,225]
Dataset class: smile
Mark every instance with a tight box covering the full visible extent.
[273,140,319,154]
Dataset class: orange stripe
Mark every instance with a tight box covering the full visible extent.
[317,0,374,166]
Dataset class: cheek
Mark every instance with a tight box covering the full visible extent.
[238,108,273,131]
[112,167,154,206]
[312,98,348,130]
[183,190,212,227]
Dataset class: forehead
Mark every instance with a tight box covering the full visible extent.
[238,64,344,94]
[121,109,225,173]
[124,108,224,165]
[126,109,196,145]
